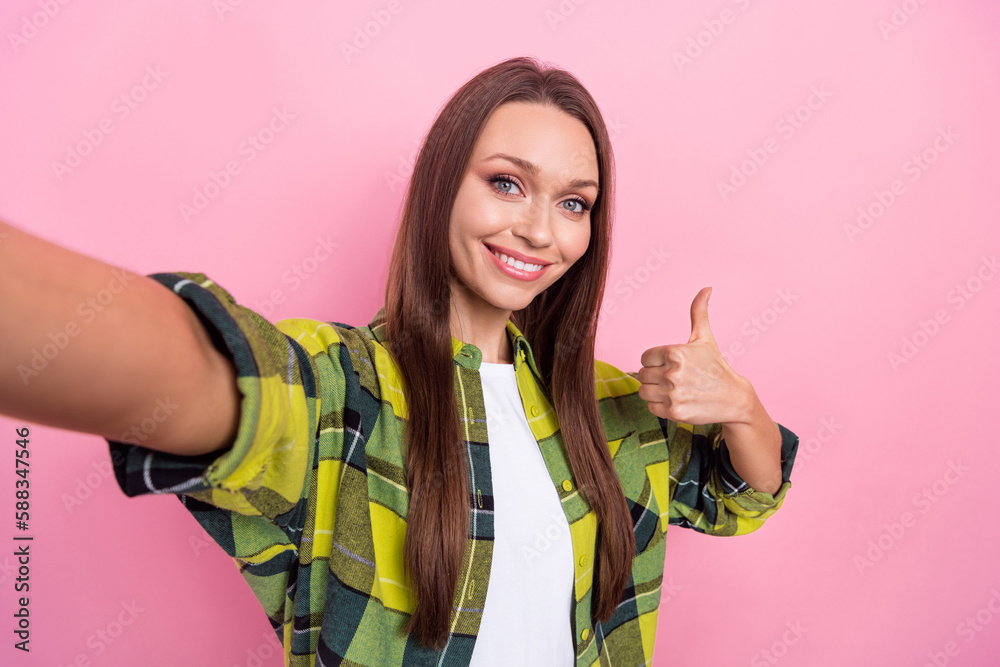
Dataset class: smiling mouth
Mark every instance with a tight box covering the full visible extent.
[484,244,549,272]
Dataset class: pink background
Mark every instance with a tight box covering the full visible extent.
[2,1,999,665]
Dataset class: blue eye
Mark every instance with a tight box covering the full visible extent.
[487,173,592,215]
[488,174,523,196]
[562,198,592,214]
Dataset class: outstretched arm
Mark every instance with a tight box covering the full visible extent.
[0,219,240,456]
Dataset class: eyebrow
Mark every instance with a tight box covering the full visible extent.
[482,152,600,194]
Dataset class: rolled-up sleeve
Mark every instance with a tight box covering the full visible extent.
[666,419,799,536]
[105,271,331,524]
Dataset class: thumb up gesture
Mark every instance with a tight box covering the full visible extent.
[636,287,752,426]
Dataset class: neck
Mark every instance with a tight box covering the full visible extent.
[449,297,514,364]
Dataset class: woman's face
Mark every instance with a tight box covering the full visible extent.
[448,101,598,327]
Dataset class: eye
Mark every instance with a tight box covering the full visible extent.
[487,173,523,197]
[561,197,592,215]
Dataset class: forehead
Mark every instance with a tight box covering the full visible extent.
[472,102,599,179]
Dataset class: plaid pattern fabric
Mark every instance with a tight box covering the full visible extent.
[108,272,800,667]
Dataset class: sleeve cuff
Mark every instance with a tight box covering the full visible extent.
[717,422,799,513]
[107,272,270,499]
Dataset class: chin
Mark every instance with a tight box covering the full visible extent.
[482,294,531,314]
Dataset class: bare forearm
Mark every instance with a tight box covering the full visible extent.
[722,384,783,495]
[0,219,239,455]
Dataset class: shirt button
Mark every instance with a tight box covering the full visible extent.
[561,480,573,492]
[530,405,539,417]
[581,628,590,641]
[579,554,589,567]
[467,407,474,419]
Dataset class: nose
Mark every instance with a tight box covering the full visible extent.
[513,197,554,248]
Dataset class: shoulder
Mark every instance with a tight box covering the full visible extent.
[593,358,641,398]
[272,316,379,361]
[280,317,410,425]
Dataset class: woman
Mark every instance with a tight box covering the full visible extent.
[0,56,798,666]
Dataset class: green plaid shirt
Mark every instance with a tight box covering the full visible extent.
[108,272,799,666]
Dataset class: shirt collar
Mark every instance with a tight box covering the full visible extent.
[366,306,543,379]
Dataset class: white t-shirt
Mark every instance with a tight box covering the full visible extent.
[468,361,576,666]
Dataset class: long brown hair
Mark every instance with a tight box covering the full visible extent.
[383,56,634,649]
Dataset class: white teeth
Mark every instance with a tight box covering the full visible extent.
[490,247,542,272]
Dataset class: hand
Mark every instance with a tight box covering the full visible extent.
[636,287,753,425]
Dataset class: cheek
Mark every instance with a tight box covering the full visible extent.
[565,225,591,262]
[449,185,491,239]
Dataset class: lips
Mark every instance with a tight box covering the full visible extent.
[484,242,549,280]
[483,243,551,267]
